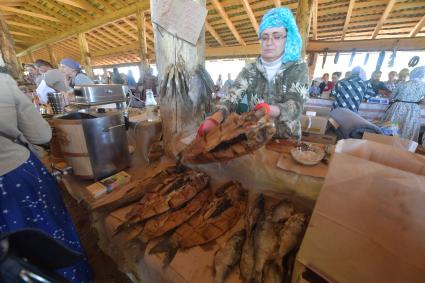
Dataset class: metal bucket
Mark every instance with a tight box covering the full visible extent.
[47,92,66,114]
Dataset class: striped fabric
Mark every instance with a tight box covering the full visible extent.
[331,75,374,112]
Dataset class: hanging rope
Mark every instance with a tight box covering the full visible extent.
[364,53,369,66]
[349,48,356,67]
[375,50,385,71]
[322,48,328,69]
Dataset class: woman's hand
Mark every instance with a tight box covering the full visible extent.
[254,103,280,118]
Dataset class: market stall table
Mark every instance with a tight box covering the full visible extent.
[59,137,329,283]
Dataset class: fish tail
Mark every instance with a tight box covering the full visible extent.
[132,238,148,262]
[149,238,179,267]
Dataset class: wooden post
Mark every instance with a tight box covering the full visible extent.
[307,52,317,80]
[150,0,206,155]
[78,33,94,77]
[136,9,149,79]
[27,51,35,63]
[0,12,22,79]
[46,44,57,67]
[296,0,314,58]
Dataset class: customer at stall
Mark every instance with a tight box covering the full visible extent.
[59,58,94,89]
[382,66,425,142]
[331,66,374,112]
[309,78,321,97]
[319,73,333,94]
[367,70,390,97]
[127,70,137,90]
[385,71,398,93]
[198,7,308,140]
[139,67,158,97]
[34,59,67,103]
[344,71,352,79]
[0,71,92,282]
[398,68,410,83]
[111,67,124,84]
[24,63,39,86]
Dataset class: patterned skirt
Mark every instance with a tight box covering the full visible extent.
[0,152,92,282]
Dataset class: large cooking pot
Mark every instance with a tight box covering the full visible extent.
[51,111,130,180]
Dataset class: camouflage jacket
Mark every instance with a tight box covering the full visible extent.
[217,58,308,140]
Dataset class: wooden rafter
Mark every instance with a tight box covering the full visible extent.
[96,28,125,46]
[210,0,246,46]
[371,0,396,39]
[312,0,318,40]
[26,2,70,26]
[102,25,133,44]
[112,22,138,40]
[240,0,259,33]
[6,20,47,31]
[409,14,425,37]
[10,31,32,37]
[56,0,102,14]
[272,0,281,7]
[87,31,116,49]
[0,5,61,22]
[341,0,356,40]
[205,21,225,46]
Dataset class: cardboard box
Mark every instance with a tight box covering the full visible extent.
[86,171,131,199]
[301,132,337,145]
[295,140,425,283]
[301,106,331,135]
[363,132,418,152]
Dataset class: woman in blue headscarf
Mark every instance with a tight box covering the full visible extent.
[198,7,308,140]
[382,66,425,141]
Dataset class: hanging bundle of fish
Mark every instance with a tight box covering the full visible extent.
[112,168,209,234]
[160,56,213,154]
[213,195,306,283]
[181,110,276,164]
[150,181,248,267]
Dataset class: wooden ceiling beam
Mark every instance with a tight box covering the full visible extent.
[26,2,71,26]
[210,0,246,46]
[409,14,425,37]
[6,20,47,31]
[205,21,226,46]
[112,22,138,40]
[86,32,115,49]
[312,0,318,40]
[272,0,281,7]
[240,0,259,33]
[95,28,125,46]
[56,0,103,14]
[0,5,62,22]
[370,0,396,39]
[123,17,154,43]
[10,31,33,37]
[102,25,133,44]
[341,0,356,40]
[16,2,149,56]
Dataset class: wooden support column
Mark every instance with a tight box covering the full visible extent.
[307,52,317,80]
[78,33,94,78]
[0,12,22,79]
[295,0,314,58]
[150,0,206,155]
[46,44,57,67]
[27,51,35,63]
[136,9,149,78]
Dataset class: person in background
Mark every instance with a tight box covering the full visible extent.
[34,59,67,103]
[23,64,39,86]
[0,71,92,282]
[309,78,321,97]
[367,70,391,97]
[331,66,374,112]
[385,71,398,93]
[382,66,425,142]
[220,73,234,98]
[139,67,158,97]
[59,58,94,89]
[127,70,137,90]
[215,74,223,90]
[198,7,308,141]
[344,71,352,79]
[331,72,342,91]
[398,68,409,83]
[319,73,333,94]
[111,67,124,84]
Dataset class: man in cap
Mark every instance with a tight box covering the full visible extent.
[59,58,94,89]
[198,7,308,140]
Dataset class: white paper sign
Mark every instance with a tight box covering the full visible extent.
[152,0,207,45]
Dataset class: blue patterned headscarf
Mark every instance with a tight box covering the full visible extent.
[351,66,367,81]
[258,7,302,64]
[409,66,425,81]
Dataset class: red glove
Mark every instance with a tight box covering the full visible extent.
[197,118,219,137]
[254,102,270,114]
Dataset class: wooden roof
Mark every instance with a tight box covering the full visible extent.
[2,0,425,67]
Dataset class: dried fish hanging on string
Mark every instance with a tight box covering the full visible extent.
[188,64,214,122]
[181,110,276,164]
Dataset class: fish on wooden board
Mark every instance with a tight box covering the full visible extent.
[272,199,294,223]
[213,229,246,283]
[150,181,247,267]
[277,213,306,260]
